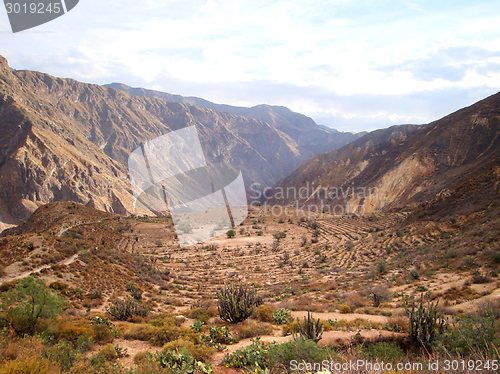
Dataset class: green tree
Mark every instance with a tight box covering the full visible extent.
[226,229,236,238]
[1,276,66,334]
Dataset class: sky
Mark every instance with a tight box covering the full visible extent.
[1,0,500,132]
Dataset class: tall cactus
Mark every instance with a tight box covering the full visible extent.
[404,293,446,346]
[217,283,262,323]
[296,311,324,343]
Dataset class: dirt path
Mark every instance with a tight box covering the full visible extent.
[57,219,103,237]
[0,253,80,285]
[290,311,390,324]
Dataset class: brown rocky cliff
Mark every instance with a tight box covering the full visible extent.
[0,56,311,224]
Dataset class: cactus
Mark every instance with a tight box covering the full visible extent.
[295,311,324,343]
[404,293,446,346]
[106,297,149,321]
[217,283,262,323]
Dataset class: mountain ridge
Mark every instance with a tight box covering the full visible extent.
[0,56,321,226]
[105,83,366,155]
[270,91,500,218]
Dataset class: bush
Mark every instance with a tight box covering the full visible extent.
[133,351,150,366]
[106,297,149,321]
[163,339,214,362]
[92,324,115,345]
[45,338,89,371]
[188,308,212,323]
[217,283,262,323]
[53,320,92,344]
[490,251,500,264]
[0,355,62,374]
[435,302,500,356]
[268,338,329,369]
[340,304,351,314]
[272,308,292,324]
[124,319,197,347]
[178,222,193,234]
[202,326,238,346]
[273,232,286,242]
[375,261,387,275]
[226,229,236,238]
[253,305,274,323]
[150,348,213,373]
[234,320,273,339]
[222,338,270,369]
[282,321,299,336]
[98,344,118,361]
[363,342,405,363]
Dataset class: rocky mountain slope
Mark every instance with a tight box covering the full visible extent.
[0,55,325,226]
[106,83,365,155]
[271,92,500,218]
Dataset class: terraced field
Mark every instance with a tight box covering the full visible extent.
[2,202,498,318]
[120,208,413,305]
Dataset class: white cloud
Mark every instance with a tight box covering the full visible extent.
[1,0,500,131]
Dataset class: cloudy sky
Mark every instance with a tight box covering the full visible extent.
[1,0,500,132]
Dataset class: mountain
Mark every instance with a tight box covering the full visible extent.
[105,83,365,155]
[0,55,319,227]
[270,92,500,218]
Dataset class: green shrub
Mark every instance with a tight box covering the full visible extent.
[1,276,66,335]
[188,308,212,323]
[268,338,328,369]
[435,312,500,356]
[190,320,204,332]
[226,229,236,238]
[490,251,500,264]
[45,339,82,371]
[375,261,387,275]
[363,342,405,363]
[272,308,292,324]
[150,348,213,373]
[217,283,262,323]
[202,326,238,346]
[222,338,270,369]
